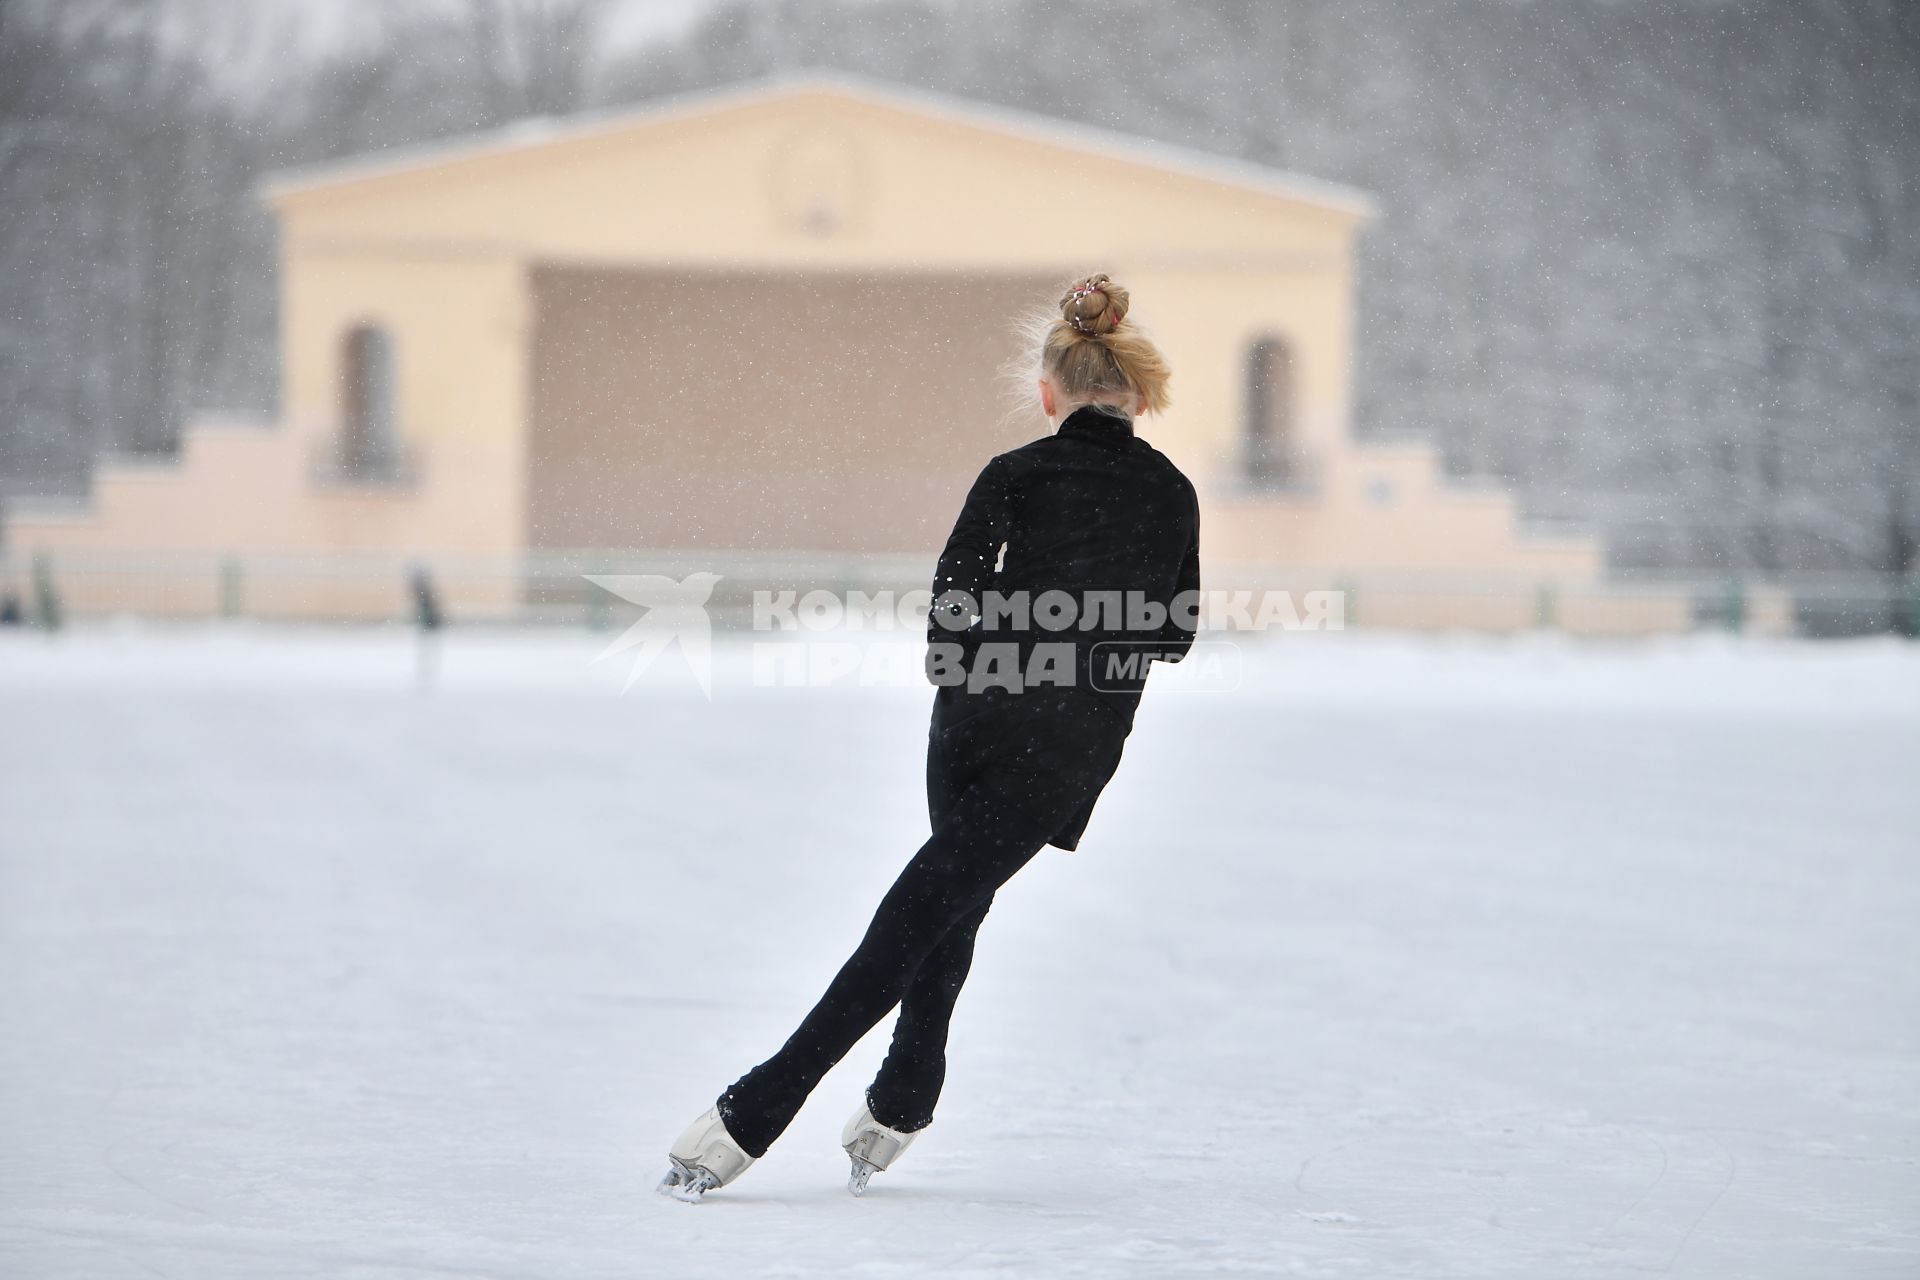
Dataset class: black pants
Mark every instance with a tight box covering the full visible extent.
[716,686,1129,1158]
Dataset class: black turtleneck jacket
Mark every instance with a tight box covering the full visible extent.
[926,403,1201,728]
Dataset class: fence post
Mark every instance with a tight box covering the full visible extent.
[1534,580,1557,631]
[31,551,61,631]
[1335,575,1357,629]
[220,555,244,620]
[410,563,443,693]
[409,563,443,632]
[1720,576,1746,633]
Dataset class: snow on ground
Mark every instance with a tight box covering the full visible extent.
[1,624,1917,1278]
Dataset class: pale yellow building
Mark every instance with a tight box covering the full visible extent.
[3,71,1606,620]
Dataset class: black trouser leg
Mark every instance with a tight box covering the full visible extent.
[860,722,992,1134]
[864,894,992,1133]
[716,776,1054,1158]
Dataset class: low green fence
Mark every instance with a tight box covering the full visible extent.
[0,549,1914,639]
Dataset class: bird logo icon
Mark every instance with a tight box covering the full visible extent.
[583,572,724,697]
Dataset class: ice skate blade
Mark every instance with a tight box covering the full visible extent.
[657,1161,719,1204]
[848,1155,878,1197]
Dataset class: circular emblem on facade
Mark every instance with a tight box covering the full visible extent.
[766,127,867,237]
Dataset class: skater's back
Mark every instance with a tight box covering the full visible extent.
[929,276,1200,722]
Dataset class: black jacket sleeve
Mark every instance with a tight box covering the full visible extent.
[928,453,1014,648]
[1154,483,1201,664]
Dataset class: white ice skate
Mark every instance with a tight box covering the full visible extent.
[840,1100,921,1196]
[657,1105,755,1203]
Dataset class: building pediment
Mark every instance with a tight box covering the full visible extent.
[262,72,1374,269]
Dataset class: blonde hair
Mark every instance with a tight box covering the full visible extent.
[1001,273,1173,425]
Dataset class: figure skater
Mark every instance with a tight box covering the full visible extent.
[661,273,1201,1201]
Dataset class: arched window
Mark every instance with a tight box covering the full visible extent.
[1243,336,1295,485]
[340,324,397,479]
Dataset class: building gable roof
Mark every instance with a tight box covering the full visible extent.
[260,69,1377,221]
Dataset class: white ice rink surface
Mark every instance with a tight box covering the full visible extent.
[2,625,1917,1278]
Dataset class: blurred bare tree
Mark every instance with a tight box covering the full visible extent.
[0,0,264,488]
[465,0,614,120]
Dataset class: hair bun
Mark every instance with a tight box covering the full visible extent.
[1059,273,1129,337]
